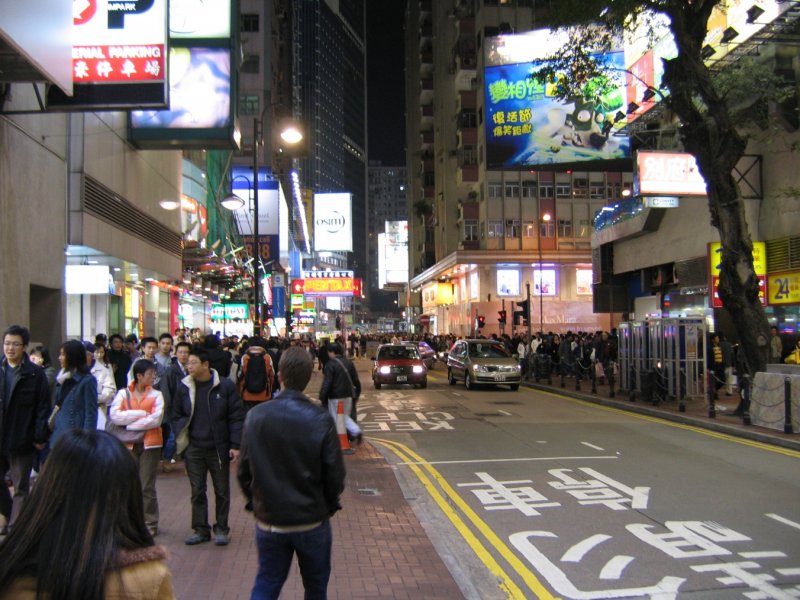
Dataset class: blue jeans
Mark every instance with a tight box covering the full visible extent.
[251,520,332,600]
[161,422,176,460]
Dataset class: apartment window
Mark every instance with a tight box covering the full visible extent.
[590,184,605,199]
[240,54,260,74]
[558,219,573,237]
[556,182,571,198]
[521,181,537,198]
[607,183,621,198]
[539,183,554,198]
[523,220,535,237]
[540,221,556,238]
[488,220,504,238]
[488,183,502,198]
[239,95,259,115]
[464,219,479,241]
[578,219,592,237]
[505,219,521,238]
[462,145,478,166]
[240,14,259,32]
[504,182,520,198]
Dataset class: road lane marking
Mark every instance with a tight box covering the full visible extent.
[373,437,557,600]
[739,551,787,558]
[580,442,605,451]
[394,455,618,466]
[531,387,800,459]
[560,534,611,562]
[766,513,800,531]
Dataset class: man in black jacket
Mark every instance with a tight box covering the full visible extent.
[238,346,345,599]
[0,325,50,531]
[173,348,244,547]
[318,342,362,446]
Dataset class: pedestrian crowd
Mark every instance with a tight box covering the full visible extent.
[0,324,349,599]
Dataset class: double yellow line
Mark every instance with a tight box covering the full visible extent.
[372,438,557,600]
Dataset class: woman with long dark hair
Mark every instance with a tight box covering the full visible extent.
[49,339,98,448]
[0,429,175,599]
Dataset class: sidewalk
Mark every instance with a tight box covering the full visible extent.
[521,373,800,453]
[155,420,461,599]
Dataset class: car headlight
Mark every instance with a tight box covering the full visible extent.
[379,366,391,374]
[412,365,425,374]
[514,364,522,371]
[472,364,488,373]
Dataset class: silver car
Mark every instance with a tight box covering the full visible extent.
[446,339,521,391]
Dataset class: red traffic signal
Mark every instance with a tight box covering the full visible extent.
[477,315,486,328]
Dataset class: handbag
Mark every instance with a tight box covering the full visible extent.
[333,358,358,399]
[105,390,146,445]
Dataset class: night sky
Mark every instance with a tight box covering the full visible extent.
[366,0,406,166]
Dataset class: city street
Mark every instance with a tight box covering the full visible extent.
[155,358,800,599]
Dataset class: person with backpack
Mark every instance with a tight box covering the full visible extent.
[237,338,275,413]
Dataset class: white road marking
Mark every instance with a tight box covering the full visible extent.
[776,568,800,576]
[739,551,787,559]
[581,442,605,452]
[599,555,635,580]
[394,455,618,466]
[498,409,512,416]
[766,513,800,532]
[561,534,611,562]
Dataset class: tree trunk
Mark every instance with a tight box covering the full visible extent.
[660,3,771,375]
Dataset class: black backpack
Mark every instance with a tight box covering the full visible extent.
[243,350,272,395]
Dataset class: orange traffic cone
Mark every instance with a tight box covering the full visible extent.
[336,400,354,455]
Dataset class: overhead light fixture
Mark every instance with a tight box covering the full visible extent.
[746,5,765,23]
[642,88,657,102]
[627,102,640,115]
[280,126,303,145]
[701,45,716,60]
[721,27,739,43]
[220,194,245,210]
[159,198,180,210]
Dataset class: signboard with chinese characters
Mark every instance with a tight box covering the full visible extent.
[767,271,800,305]
[48,0,168,110]
[709,241,767,308]
[636,152,707,196]
[297,278,359,297]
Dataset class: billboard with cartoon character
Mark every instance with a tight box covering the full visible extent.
[484,30,630,169]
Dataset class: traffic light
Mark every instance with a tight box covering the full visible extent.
[513,299,530,325]
[285,310,294,332]
[477,315,486,328]
[497,310,507,324]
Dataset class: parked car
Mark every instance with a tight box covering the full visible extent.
[402,341,437,369]
[446,339,521,391]
[372,344,428,389]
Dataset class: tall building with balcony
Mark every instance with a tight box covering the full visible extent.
[406,0,622,336]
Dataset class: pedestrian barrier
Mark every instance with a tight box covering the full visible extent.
[336,400,354,455]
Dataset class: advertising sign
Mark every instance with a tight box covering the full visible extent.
[169,0,231,38]
[484,29,629,169]
[709,241,767,307]
[65,265,112,294]
[314,193,353,252]
[497,269,520,297]
[228,168,280,236]
[767,271,800,305]
[533,268,557,296]
[378,232,409,288]
[210,303,249,322]
[576,269,594,295]
[302,278,358,297]
[48,0,168,109]
[636,152,707,196]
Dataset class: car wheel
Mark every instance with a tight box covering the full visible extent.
[374,382,381,389]
[510,384,519,391]
[465,373,473,390]
[448,368,456,385]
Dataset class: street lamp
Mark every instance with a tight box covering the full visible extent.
[538,212,551,336]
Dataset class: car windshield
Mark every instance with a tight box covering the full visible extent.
[468,343,510,358]
[378,346,420,360]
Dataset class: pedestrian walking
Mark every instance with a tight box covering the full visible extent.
[0,325,50,532]
[0,428,175,600]
[49,339,98,449]
[238,346,346,600]
[319,342,363,445]
[173,348,244,546]
[109,359,165,537]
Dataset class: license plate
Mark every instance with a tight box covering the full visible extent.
[397,375,407,382]
[494,374,506,382]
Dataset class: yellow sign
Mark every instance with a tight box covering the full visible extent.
[709,241,766,276]
[767,271,800,305]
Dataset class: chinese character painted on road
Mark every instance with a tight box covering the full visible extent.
[548,467,650,510]
[458,472,560,516]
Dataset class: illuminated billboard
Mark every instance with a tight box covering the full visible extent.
[636,151,707,196]
[169,0,231,39]
[378,221,409,288]
[497,269,520,297]
[229,167,280,236]
[533,268,557,296]
[314,193,353,252]
[484,29,629,169]
[48,0,168,109]
[709,241,766,307]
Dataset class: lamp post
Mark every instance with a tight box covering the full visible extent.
[538,212,551,336]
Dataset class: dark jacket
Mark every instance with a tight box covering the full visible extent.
[0,354,51,453]
[237,388,345,526]
[207,347,232,378]
[318,355,361,407]
[107,348,132,390]
[161,361,188,423]
[173,370,244,458]
[50,370,98,448]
